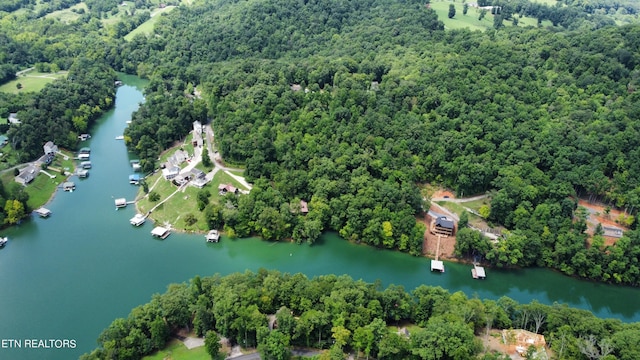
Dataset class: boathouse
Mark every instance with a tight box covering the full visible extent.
[34,208,52,218]
[130,214,146,226]
[81,161,92,169]
[115,198,127,208]
[78,169,89,178]
[431,260,445,273]
[129,174,141,184]
[63,182,75,192]
[206,230,220,242]
[151,226,171,239]
[472,264,486,279]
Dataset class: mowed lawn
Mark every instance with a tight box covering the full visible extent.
[429,1,553,31]
[142,339,209,360]
[0,71,67,94]
[44,3,88,23]
[124,6,176,40]
[136,168,248,233]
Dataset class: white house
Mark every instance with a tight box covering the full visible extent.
[8,113,21,125]
[43,141,58,156]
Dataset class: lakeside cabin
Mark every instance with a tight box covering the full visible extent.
[206,230,220,242]
[130,213,146,226]
[34,208,52,218]
[472,264,486,279]
[63,182,75,192]
[151,226,171,239]
[115,198,127,208]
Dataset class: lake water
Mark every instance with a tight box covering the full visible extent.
[0,75,639,360]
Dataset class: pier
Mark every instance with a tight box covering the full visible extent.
[430,235,445,272]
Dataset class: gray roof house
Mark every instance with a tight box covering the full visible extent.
[43,141,58,155]
[15,165,37,185]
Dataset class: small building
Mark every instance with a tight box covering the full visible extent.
[78,133,91,141]
[290,84,302,91]
[63,182,75,192]
[433,216,455,237]
[8,113,21,125]
[34,208,52,218]
[218,184,238,195]
[130,214,146,226]
[129,174,141,184]
[115,198,127,208]
[603,226,623,238]
[300,200,309,214]
[43,141,58,156]
[151,226,171,239]
[77,169,89,178]
[162,166,180,180]
[81,161,92,169]
[206,230,220,242]
[431,260,445,273]
[15,165,37,185]
[472,264,486,279]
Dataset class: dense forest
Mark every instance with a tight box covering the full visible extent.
[116,0,640,285]
[2,0,640,283]
[81,270,640,360]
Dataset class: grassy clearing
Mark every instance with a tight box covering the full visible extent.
[459,198,490,212]
[435,201,485,227]
[142,339,209,360]
[44,3,88,23]
[430,1,553,31]
[124,5,176,40]
[0,71,67,94]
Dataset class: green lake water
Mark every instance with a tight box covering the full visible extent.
[0,75,639,359]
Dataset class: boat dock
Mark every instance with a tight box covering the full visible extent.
[151,226,171,239]
[34,208,52,218]
[130,213,146,226]
[472,264,486,279]
[430,235,445,272]
[206,230,220,242]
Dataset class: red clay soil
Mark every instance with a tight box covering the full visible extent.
[432,189,455,199]
[578,200,629,246]
[419,212,457,260]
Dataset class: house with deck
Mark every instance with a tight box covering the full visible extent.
[432,216,455,237]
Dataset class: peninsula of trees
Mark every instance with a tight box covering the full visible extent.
[81,270,640,360]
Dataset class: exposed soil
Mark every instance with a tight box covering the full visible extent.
[578,199,630,246]
[420,211,457,260]
[432,189,456,199]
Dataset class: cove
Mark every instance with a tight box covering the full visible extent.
[0,76,639,360]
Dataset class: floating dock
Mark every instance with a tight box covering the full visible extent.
[206,230,220,243]
[34,208,52,218]
[151,226,170,239]
[430,234,445,273]
[115,198,127,208]
[472,264,486,279]
[130,213,146,226]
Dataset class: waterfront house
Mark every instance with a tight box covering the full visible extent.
[63,182,75,192]
[15,165,37,185]
[168,149,188,166]
[8,113,21,125]
[43,141,58,156]
[432,216,455,237]
[162,166,180,180]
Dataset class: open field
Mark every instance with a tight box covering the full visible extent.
[142,339,209,360]
[429,1,553,31]
[124,5,176,40]
[44,2,88,23]
[0,71,67,94]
